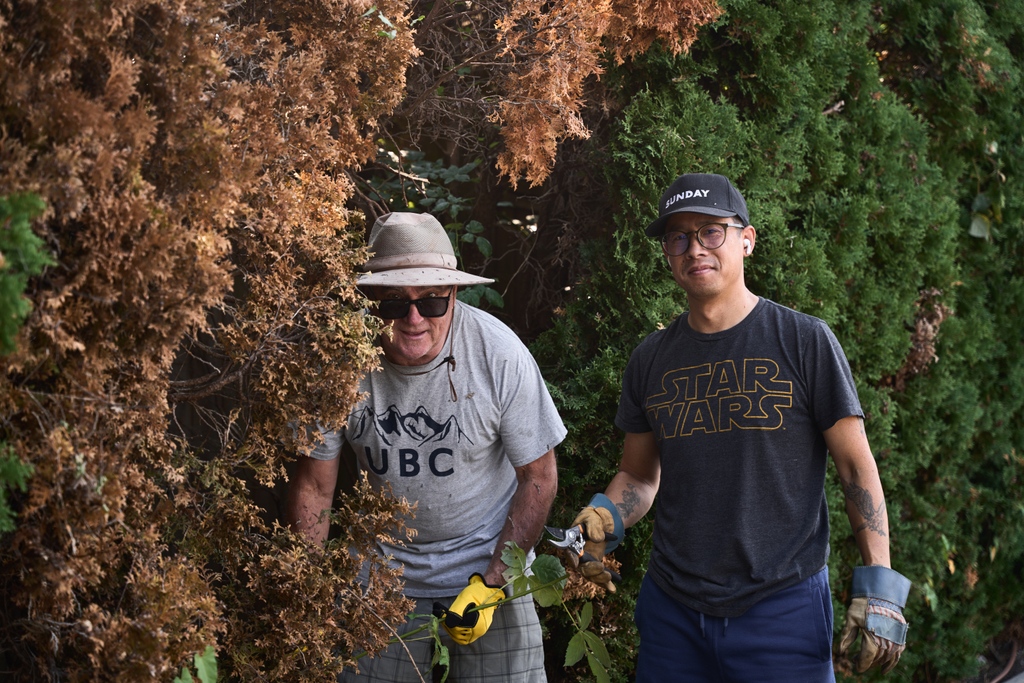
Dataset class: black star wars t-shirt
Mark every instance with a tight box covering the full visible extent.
[616,298,862,617]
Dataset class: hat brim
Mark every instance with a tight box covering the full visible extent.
[645,206,738,237]
[357,267,495,287]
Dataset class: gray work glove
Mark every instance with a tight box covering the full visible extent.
[838,565,911,674]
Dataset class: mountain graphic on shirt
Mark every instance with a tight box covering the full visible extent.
[351,404,472,446]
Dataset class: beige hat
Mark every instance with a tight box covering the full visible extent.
[357,213,495,287]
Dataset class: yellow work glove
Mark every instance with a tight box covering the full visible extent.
[838,566,911,674]
[570,494,623,593]
[440,574,506,645]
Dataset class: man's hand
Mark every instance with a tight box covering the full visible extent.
[838,566,911,673]
[570,502,619,593]
[438,574,505,645]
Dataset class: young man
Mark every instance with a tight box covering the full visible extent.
[571,174,911,681]
[286,212,566,682]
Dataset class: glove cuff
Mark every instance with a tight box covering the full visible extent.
[588,493,624,552]
[468,573,508,596]
[851,565,911,608]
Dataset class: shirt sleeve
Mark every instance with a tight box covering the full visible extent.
[805,321,864,431]
[306,424,344,461]
[496,344,567,467]
[615,335,657,434]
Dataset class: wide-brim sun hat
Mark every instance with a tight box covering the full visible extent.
[357,212,495,287]
[645,173,751,237]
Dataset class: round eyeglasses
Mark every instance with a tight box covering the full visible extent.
[370,290,453,319]
[661,222,745,256]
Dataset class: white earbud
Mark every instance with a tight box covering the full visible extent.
[743,238,752,255]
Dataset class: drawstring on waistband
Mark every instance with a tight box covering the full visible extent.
[698,613,730,638]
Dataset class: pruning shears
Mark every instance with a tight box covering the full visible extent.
[544,524,622,583]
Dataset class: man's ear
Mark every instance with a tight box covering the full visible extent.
[742,225,757,253]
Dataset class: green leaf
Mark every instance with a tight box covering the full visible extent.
[431,642,450,679]
[531,581,562,607]
[583,630,610,668]
[457,287,481,306]
[174,668,194,683]
[565,631,587,666]
[465,220,484,234]
[531,553,566,584]
[578,600,594,631]
[501,540,529,585]
[195,646,217,683]
[475,236,493,258]
[586,653,612,683]
[512,572,530,598]
[528,557,566,607]
[482,286,504,309]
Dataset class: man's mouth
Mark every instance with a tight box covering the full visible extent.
[688,263,715,276]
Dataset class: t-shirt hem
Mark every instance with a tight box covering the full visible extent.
[649,562,829,619]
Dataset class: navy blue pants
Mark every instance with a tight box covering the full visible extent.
[635,567,836,683]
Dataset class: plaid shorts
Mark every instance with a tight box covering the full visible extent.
[341,593,547,683]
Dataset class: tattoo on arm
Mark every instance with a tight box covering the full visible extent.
[842,477,888,537]
[617,484,640,523]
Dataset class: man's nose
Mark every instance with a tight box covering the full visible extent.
[404,302,424,322]
[684,232,707,256]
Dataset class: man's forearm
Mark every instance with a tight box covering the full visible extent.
[827,416,893,568]
[603,431,661,529]
[840,472,892,567]
[284,457,338,546]
[605,470,659,529]
[285,485,333,545]
[484,451,557,586]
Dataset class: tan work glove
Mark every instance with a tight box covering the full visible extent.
[438,574,506,645]
[569,494,624,593]
[838,566,911,674]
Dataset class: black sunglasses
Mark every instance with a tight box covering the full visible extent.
[370,289,453,319]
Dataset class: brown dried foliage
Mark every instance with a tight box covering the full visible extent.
[491,0,722,186]
[1,0,725,679]
[397,0,721,189]
[0,0,418,680]
[881,287,952,392]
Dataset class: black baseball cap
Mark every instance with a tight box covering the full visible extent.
[645,173,750,237]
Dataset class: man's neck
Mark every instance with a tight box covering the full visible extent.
[686,289,759,334]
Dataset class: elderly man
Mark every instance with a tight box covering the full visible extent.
[570,173,911,682]
[285,212,565,682]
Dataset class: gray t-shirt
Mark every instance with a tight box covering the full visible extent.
[310,302,566,597]
[616,298,862,617]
